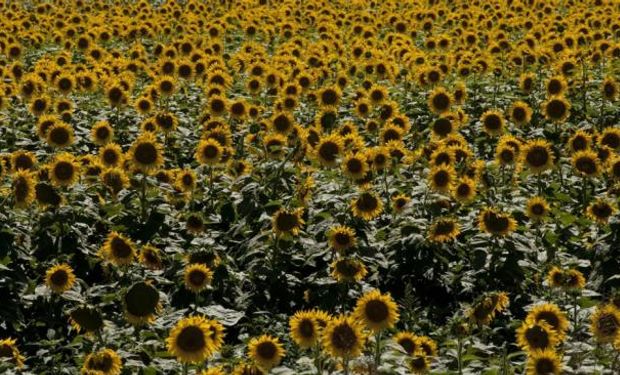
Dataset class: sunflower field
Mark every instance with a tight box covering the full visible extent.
[1,0,620,374]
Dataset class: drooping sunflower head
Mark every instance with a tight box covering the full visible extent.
[123,281,160,326]
[100,231,136,266]
[353,289,400,332]
[289,310,320,349]
[45,263,76,293]
[69,306,104,334]
[526,196,550,221]
[516,321,557,352]
[167,315,218,364]
[409,351,430,374]
[272,208,304,237]
[154,112,178,134]
[351,191,383,220]
[82,348,122,375]
[322,315,366,359]
[526,303,569,342]
[248,335,285,371]
[331,257,367,283]
[601,76,619,101]
[428,217,460,243]
[184,263,213,293]
[13,170,36,208]
[327,225,356,253]
[590,304,620,343]
[263,133,287,159]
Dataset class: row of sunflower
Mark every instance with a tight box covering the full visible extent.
[0,0,620,374]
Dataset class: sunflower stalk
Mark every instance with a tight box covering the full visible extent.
[457,336,464,375]
[373,332,382,374]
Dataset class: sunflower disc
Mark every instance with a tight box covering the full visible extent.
[125,282,159,318]
[69,306,104,332]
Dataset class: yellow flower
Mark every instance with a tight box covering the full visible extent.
[526,303,569,342]
[351,191,383,220]
[195,138,223,165]
[353,289,399,332]
[590,304,620,343]
[572,150,600,177]
[393,332,418,355]
[479,207,516,236]
[327,225,357,253]
[248,335,285,371]
[99,231,136,266]
[167,316,221,364]
[0,338,25,368]
[184,263,213,293]
[331,257,367,283]
[526,196,550,221]
[45,264,76,293]
[521,139,554,174]
[322,315,366,359]
[81,348,122,375]
[128,133,164,173]
[289,310,320,349]
[516,321,558,352]
[428,86,453,114]
[428,217,460,243]
[12,170,36,209]
[272,208,304,236]
[525,349,562,375]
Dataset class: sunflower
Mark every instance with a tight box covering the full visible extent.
[480,110,505,136]
[526,349,562,375]
[516,321,557,352]
[99,143,124,168]
[409,351,430,374]
[353,289,399,332]
[123,281,160,326]
[602,77,619,101]
[207,95,228,117]
[81,348,122,375]
[331,257,367,283]
[0,338,24,368]
[351,191,383,220]
[232,363,265,375]
[46,121,74,148]
[12,170,36,208]
[327,225,356,253]
[91,120,114,145]
[542,96,571,123]
[572,150,600,177]
[599,127,620,151]
[155,76,176,98]
[546,76,568,96]
[519,72,535,94]
[135,96,153,115]
[322,315,366,359]
[369,146,390,171]
[564,269,586,290]
[479,207,516,236]
[342,153,368,179]
[194,138,223,166]
[271,111,295,135]
[428,217,460,243]
[315,134,344,168]
[100,167,129,195]
[35,182,62,207]
[272,208,304,236]
[49,152,80,187]
[590,304,620,343]
[128,133,164,173]
[139,244,163,270]
[509,101,532,126]
[261,133,287,159]
[100,231,136,266]
[11,150,37,172]
[469,292,510,326]
[184,263,213,293]
[289,311,320,349]
[526,303,569,341]
[247,335,285,371]
[68,306,104,334]
[453,177,477,203]
[45,263,76,293]
[393,332,418,355]
[201,368,226,375]
[587,198,616,224]
[29,95,51,116]
[392,193,411,213]
[167,316,217,364]
[428,86,452,114]
[105,82,128,107]
[317,85,341,108]
[36,115,58,140]
[521,139,554,174]
[526,196,550,221]
[428,165,455,193]
[567,130,591,153]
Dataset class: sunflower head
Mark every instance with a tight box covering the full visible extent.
[542,96,571,123]
[331,257,367,283]
[327,225,356,253]
[590,304,620,343]
[184,263,213,293]
[521,139,555,174]
[45,263,76,293]
[100,231,136,266]
[428,217,460,243]
[526,303,569,342]
[351,191,383,220]
[353,289,399,332]
[516,321,557,351]
[124,281,160,326]
[0,338,24,368]
[248,335,285,371]
[289,310,320,349]
[322,315,366,359]
[526,349,562,375]
[82,348,122,375]
[167,316,222,364]
[128,133,164,173]
[480,109,505,136]
[587,198,616,224]
[479,207,516,236]
[272,208,304,237]
[572,150,600,177]
[526,196,550,221]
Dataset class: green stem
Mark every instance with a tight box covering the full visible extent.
[457,336,464,375]
[373,332,382,373]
